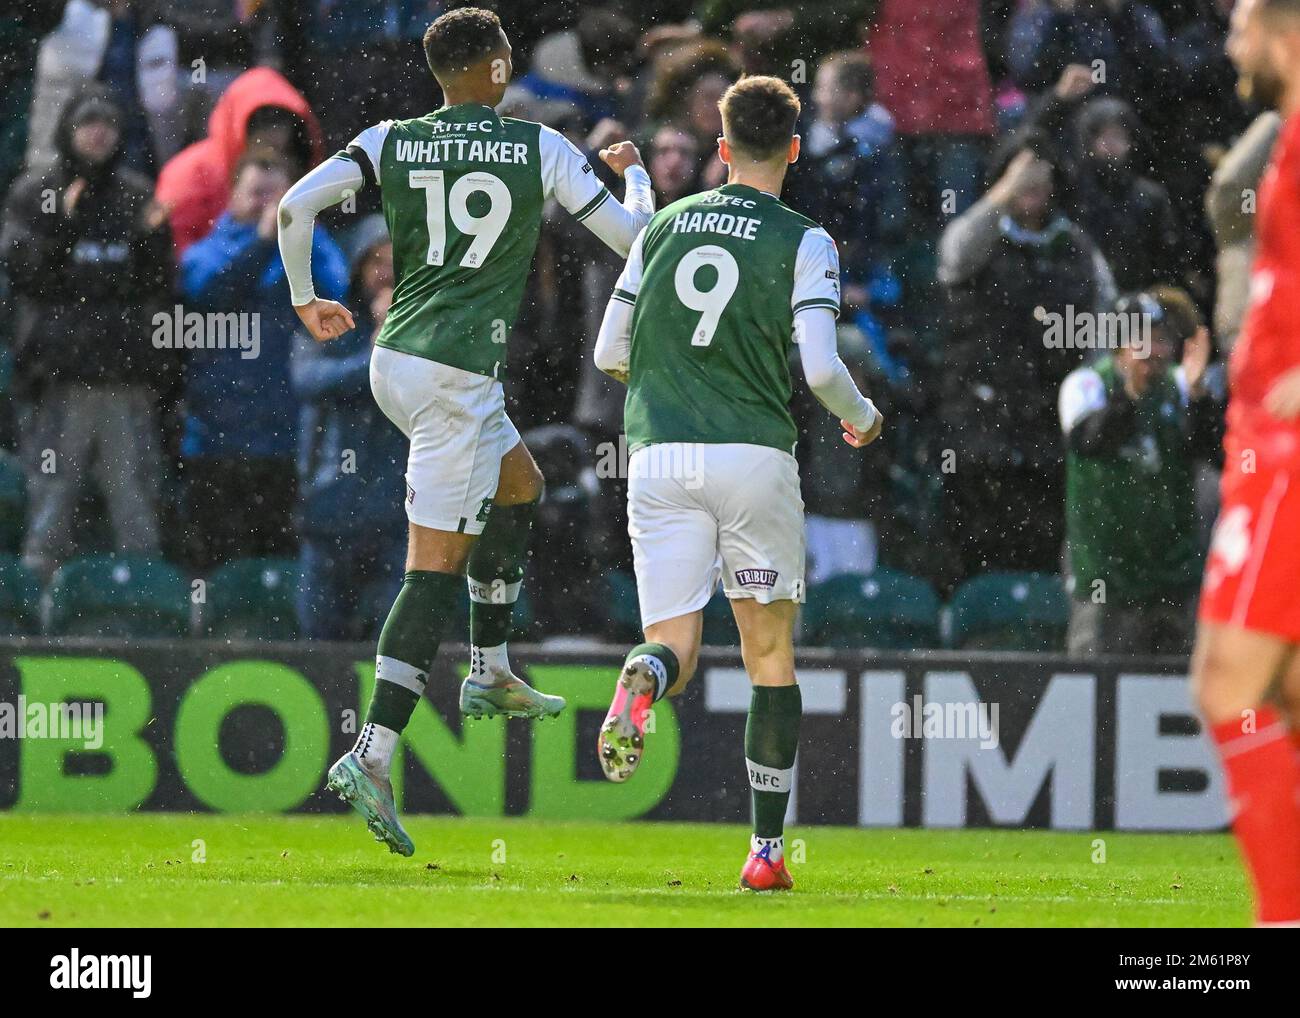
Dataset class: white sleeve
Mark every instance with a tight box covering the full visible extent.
[341,121,392,188]
[610,226,645,303]
[593,229,645,375]
[277,155,365,306]
[792,227,842,318]
[539,125,654,257]
[1059,367,1108,433]
[795,306,878,433]
[595,300,634,377]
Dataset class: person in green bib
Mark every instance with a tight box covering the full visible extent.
[1060,289,1224,656]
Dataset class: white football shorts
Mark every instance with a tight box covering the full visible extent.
[370,345,520,535]
[628,442,806,628]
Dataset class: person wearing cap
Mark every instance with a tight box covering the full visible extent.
[0,83,176,581]
[1059,287,1225,656]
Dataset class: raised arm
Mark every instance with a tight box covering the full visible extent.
[541,126,653,258]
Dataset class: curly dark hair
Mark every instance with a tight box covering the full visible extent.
[645,39,740,124]
[423,6,503,76]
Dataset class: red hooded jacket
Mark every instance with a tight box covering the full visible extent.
[155,67,323,255]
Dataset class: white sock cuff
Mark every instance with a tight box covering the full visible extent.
[467,576,522,604]
[746,758,794,794]
[470,643,511,677]
[354,721,398,769]
[376,655,427,695]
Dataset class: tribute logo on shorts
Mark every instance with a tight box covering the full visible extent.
[735,568,778,589]
[406,482,415,505]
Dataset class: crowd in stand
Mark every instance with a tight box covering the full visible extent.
[0,0,1265,653]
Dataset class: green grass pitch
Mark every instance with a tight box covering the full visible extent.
[0,814,1250,927]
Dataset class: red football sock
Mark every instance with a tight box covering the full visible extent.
[1212,707,1300,924]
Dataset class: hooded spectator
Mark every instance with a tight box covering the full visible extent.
[155,67,322,255]
[178,149,347,571]
[291,214,405,640]
[1,83,175,579]
[1068,96,1181,291]
[24,0,186,179]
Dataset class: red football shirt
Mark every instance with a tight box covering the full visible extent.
[1228,112,1300,471]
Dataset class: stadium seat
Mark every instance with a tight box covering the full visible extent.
[0,554,40,634]
[803,570,942,649]
[203,558,300,640]
[43,555,190,638]
[0,449,26,555]
[945,572,1069,652]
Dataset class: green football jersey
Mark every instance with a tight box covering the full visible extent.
[341,103,614,379]
[614,184,841,454]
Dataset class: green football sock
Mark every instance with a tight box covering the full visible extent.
[745,684,802,841]
[625,642,679,701]
[466,499,537,652]
[365,570,461,734]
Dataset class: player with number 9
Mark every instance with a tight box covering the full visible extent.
[592,75,883,890]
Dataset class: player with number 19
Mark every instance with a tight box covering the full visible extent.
[276,7,654,856]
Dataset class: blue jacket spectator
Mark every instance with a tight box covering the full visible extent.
[179,150,347,571]
[291,215,404,640]
[181,156,347,462]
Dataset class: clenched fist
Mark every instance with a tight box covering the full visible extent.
[599,141,644,177]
